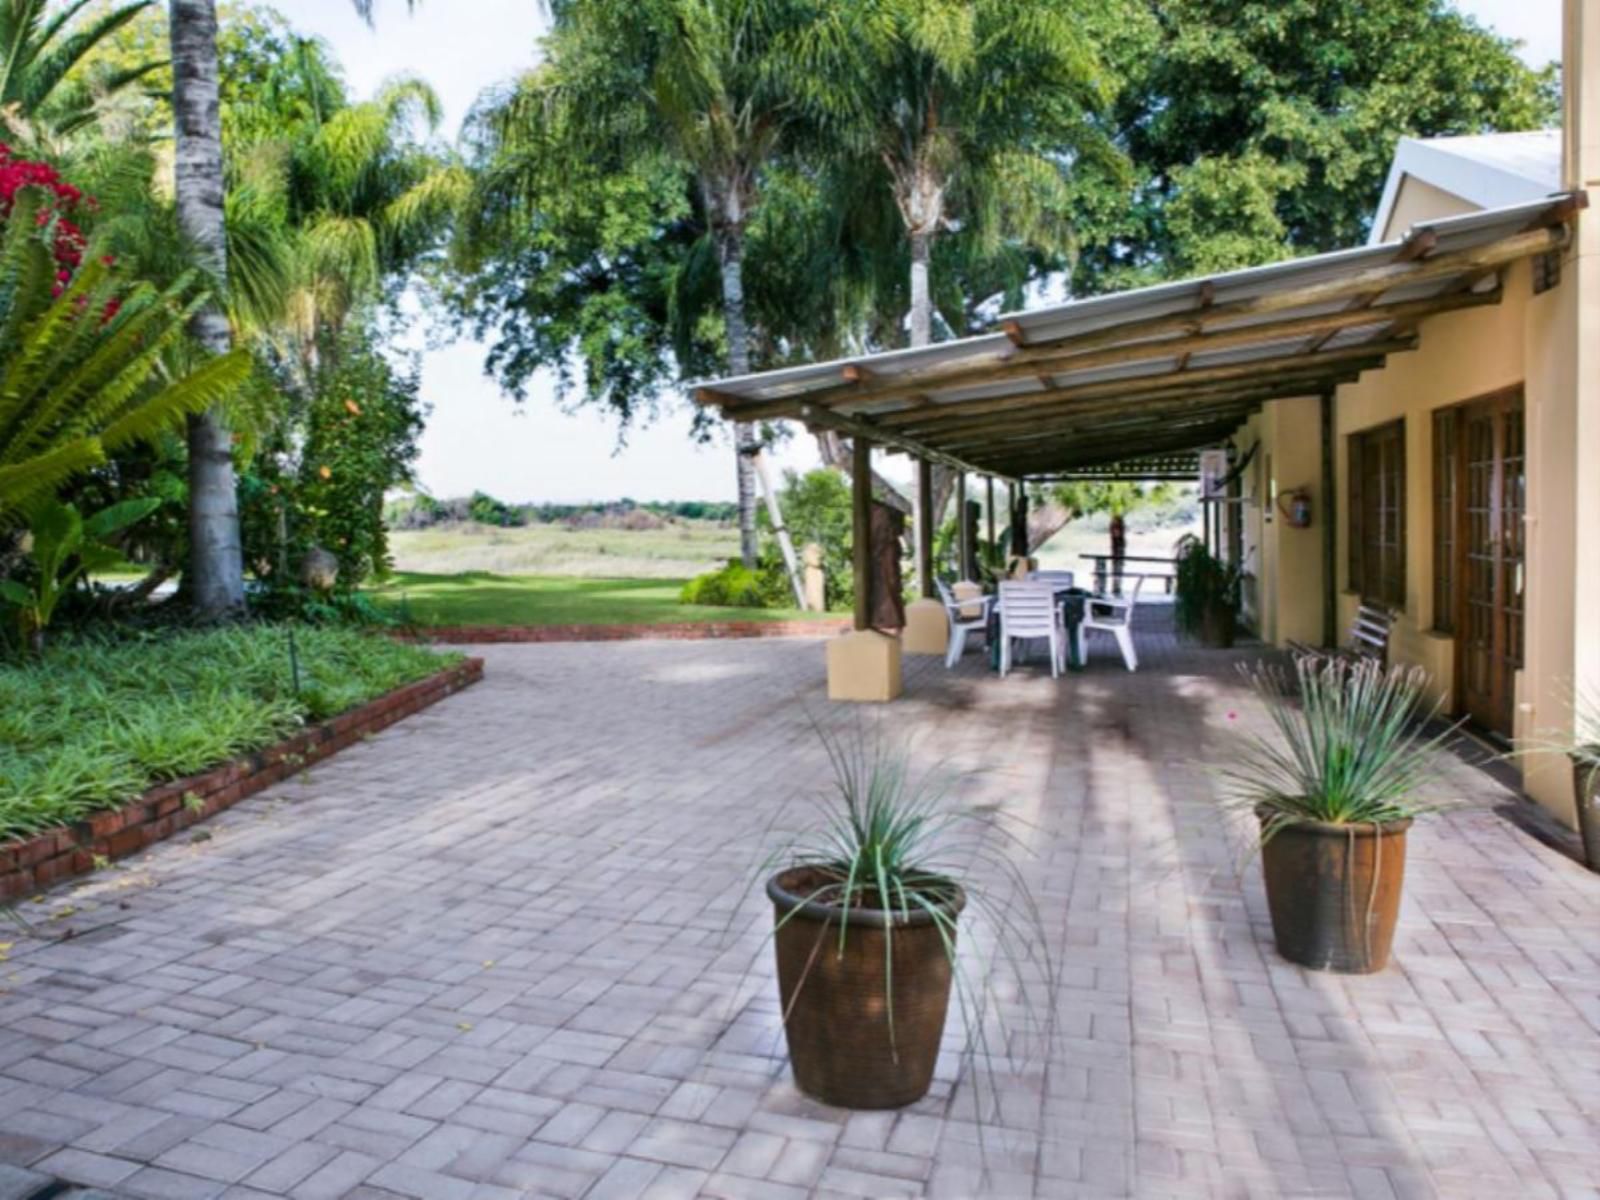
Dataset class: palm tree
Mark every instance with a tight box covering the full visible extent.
[791,0,1114,350]
[167,0,421,618]
[784,0,1118,572]
[0,0,162,140]
[481,0,800,573]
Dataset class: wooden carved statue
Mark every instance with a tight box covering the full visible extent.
[869,500,906,632]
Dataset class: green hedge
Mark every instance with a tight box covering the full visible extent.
[679,561,771,608]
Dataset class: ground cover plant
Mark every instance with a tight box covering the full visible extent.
[0,626,460,841]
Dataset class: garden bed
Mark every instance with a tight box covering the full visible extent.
[0,627,479,900]
[404,617,851,644]
[0,656,481,900]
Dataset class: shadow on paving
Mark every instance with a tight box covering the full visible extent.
[1,612,1598,1198]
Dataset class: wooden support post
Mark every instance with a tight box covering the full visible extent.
[916,457,935,599]
[853,436,873,632]
[956,473,971,579]
[986,477,996,548]
[1321,390,1338,648]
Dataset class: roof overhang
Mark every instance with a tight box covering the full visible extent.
[693,193,1584,481]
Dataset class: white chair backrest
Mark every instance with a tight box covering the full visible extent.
[1032,569,1075,590]
[936,578,956,607]
[998,581,1057,637]
[1089,574,1145,624]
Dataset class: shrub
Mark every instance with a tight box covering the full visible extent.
[757,468,854,610]
[680,561,769,608]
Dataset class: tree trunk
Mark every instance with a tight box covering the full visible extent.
[905,229,957,584]
[171,0,244,619]
[815,432,910,514]
[714,223,761,569]
[909,230,933,349]
[1027,498,1080,552]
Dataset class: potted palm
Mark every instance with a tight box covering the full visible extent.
[764,728,1047,1109]
[1173,534,1241,647]
[1226,656,1456,973]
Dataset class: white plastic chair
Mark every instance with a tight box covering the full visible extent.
[1028,569,1075,591]
[998,581,1066,678]
[936,579,993,669]
[1080,574,1144,671]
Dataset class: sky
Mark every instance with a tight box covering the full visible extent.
[268,0,1563,505]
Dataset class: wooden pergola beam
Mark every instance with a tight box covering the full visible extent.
[709,226,1560,424]
[932,399,1264,455]
[877,338,1412,431]
[908,369,1362,444]
[791,402,1004,482]
[982,224,1562,363]
[988,421,1251,476]
[970,403,1262,453]
[818,286,1496,417]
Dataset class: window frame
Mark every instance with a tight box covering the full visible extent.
[1347,419,1407,610]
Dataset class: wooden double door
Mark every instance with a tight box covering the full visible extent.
[1440,389,1525,737]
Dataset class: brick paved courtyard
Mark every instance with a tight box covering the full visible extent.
[4,624,1600,1199]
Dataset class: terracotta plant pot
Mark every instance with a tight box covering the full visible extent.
[1572,757,1600,871]
[1200,603,1237,648]
[1257,809,1412,973]
[767,865,964,1109]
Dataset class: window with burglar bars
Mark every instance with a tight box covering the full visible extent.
[1348,420,1406,609]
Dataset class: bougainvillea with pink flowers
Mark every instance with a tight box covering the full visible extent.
[0,143,95,294]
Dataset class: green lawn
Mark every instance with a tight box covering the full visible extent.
[367,571,810,627]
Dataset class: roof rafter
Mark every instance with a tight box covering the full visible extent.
[878,338,1413,430]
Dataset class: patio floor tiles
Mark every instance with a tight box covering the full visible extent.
[3,625,1600,1198]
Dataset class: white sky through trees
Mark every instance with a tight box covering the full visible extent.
[268,0,1560,504]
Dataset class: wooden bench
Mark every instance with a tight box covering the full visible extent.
[1287,603,1396,667]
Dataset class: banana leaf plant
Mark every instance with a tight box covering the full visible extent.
[0,497,159,651]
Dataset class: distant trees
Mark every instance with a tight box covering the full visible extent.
[385,494,741,531]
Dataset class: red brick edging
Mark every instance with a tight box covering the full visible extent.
[401,619,851,644]
[0,658,484,902]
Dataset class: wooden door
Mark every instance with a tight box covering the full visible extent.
[1454,391,1524,736]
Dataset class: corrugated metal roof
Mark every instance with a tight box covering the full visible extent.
[693,192,1582,479]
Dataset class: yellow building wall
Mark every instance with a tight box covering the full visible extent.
[1239,398,1327,649]
[1251,253,1584,825]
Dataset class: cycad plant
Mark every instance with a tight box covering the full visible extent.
[0,187,251,518]
[0,496,158,651]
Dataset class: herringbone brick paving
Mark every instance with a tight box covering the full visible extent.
[2,621,1599,1198]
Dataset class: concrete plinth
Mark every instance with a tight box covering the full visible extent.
[900,597,948,656]
[827,629,903,702]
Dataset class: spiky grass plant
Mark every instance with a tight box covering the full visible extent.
[1227,655,1459,840]
[761,720,1054,1118]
